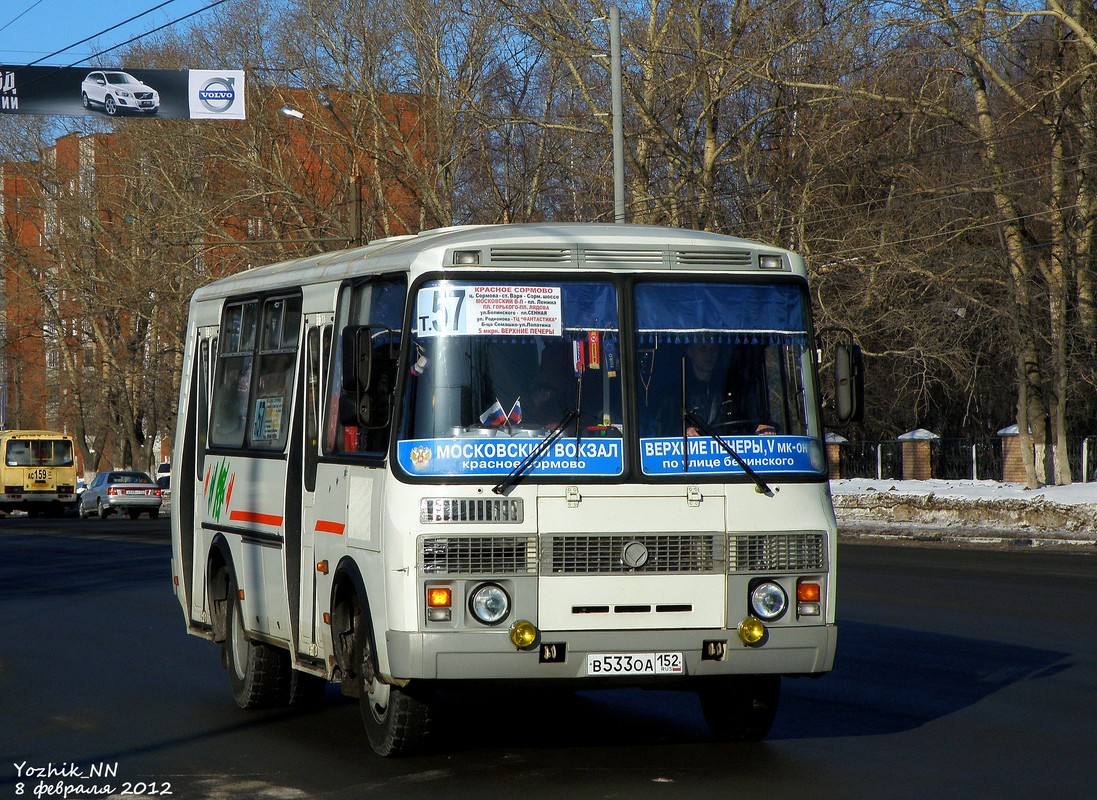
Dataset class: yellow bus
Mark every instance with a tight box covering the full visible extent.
[0,430,79,517]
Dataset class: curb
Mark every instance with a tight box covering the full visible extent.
[837,522,1097,551]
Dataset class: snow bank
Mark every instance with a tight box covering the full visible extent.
[830,478,1097,542]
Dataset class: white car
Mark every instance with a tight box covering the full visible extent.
[78,470,162,519]
[80,71,159,116]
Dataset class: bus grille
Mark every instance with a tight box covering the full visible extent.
[420,497,523,524]
[673,249,754,268]
[544,534,724,575]
[421,536,538,575]
[727,532,826,572]
[489,246,571,264]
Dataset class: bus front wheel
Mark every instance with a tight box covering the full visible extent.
[225,576,289,708]
[353,599,433,756]
[698,675,781,741]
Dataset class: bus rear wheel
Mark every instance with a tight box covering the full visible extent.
[698,675,781,741]
[353,600,433,756]
[225,576,289,708]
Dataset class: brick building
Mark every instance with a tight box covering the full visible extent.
[0,87,428,474]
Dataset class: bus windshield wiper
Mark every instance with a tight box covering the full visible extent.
[492,408,578,495]
[678,355,770,495]
[682,410,773,497]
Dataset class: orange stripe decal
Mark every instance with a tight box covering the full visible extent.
[229,510,284,527]
[315,520,346,535]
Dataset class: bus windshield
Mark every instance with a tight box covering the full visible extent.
[397,278,623,478]
[633,280,824,477]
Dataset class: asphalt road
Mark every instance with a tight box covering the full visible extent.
[1,516,1095,799]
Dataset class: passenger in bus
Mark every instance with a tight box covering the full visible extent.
[258,354,293,396]
[525,340,572,426]
[653,342,776,437]
[680,342,725,435]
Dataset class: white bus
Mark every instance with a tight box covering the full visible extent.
[170,223,862,756]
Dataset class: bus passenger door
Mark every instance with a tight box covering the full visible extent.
[298,319,336,658]
[182,327,217,627]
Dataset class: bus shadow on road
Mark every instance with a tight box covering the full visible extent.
[430,619,1070,749]
[770,619,1070,739]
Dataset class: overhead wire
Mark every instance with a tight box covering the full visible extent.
[0,0,46,38]
[23,0,183,68]
[58,0,231,69]
[7,0,231,96]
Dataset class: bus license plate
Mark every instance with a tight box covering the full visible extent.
[586,652,684,676]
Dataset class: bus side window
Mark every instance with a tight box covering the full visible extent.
[210,354,253,448]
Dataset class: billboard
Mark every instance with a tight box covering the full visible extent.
[0,66,246,120]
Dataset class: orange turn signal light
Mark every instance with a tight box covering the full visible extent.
[427,587,453,608]
[797,581,820,602]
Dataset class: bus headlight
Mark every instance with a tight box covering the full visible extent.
[749,581,788,621]
[469,583,510,625]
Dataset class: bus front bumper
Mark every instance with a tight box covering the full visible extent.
[385,624,836,683]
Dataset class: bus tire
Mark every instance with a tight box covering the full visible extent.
[353,597,433,756]
[226,576,289,709]
[698,675,781,741]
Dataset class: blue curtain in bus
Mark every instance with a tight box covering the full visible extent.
[634,282,808,345]
[562,282,619,329]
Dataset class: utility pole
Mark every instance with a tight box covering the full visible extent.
[610,5,625,223]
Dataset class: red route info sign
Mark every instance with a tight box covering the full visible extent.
[415,284,563,337]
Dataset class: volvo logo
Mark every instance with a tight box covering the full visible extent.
[198,76,236,113]
[621,540,649,569]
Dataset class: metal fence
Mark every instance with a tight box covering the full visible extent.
[837,440,902,480]
[836,435,1097,482]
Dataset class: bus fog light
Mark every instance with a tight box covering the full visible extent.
[469,583,510,625]
[509,619,539,649]
[750,581,788,621]
[738,617,766,645]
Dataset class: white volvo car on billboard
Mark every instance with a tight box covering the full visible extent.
[80,71,160,116]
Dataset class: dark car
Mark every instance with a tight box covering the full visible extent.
[78,470,163,519]
[156,474,171,513]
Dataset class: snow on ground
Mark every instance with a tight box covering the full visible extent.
[832,477,1097,506]
[830,478,1097,546]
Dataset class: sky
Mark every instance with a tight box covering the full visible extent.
[0,0,219,68]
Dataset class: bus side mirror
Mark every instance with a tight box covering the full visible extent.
[340,326,372,393]
[834,343,864,423]
[339,325,397,429]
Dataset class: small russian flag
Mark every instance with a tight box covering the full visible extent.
[507,397,523,425]
[479,399,507,427]
[573,339,585,376]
